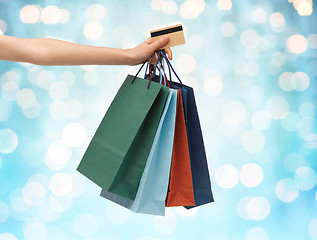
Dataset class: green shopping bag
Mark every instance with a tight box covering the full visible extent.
[77,73,169,200]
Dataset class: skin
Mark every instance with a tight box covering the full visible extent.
[0,35,172,66]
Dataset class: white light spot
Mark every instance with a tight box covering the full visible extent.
[84,70,99,85]
[204,76,223,96]
[278,72,293,91]
[281,112,300,132]
[308,218,317,239]
[265,96,289,120]
[180,0,205,19]
[62,122,86,147]
[252,8,267,24]
[308,34,317,48]
[222,101,247,126]
[269,12,285,32]
[66,99,82,119]
[251,110,271,130]
[49,101,68,120]
[23,221,47,240]
[176,54,196,74]
[291,72,310,91]
[0,129,18,154]
[20,5,41,23]
[37,70,56,89]
[49,82,69,100]
[41,6,61,24]
[1,81,19,102]
[22,182,47,206]
[0,98,12,122]
[297,117,315,141]
[59,9,70,23]
[0,233,18,240]
[45,141,71,171]
[287,34,308,54]
[297,2,313,16]
[242,130,265,153]
[0,200,9,223]
[240,163,263,188]
[17,89,37,109]
[299,102,314,117]
[84,21,103,40]
[49,172,72,196]
[162,1,178,14]
[86,4,106,21]
[153,211,177,234]
[246,197,270,220]
[22,101,41,119]
[60,71,75,86]
[245,61,260,76]
[215,164,239,189]
[276,178,299,202]
[217,0,232,10]
[294,167,317,191]
[221,22,236,37]
[240,29,260,49]
[244,227,269,240]
[0,19,7,34]
[49,195,73,213]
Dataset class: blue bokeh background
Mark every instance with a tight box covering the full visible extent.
[0,0,317,239]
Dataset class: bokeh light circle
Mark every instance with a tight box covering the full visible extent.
[287,34,308,54]
[240,29,260,48]
[17,89,37,109]
[244,227,269,240]
[22,181,47,206]
[240,163,263,188]
[221,22,236,37]
[204,76,223,96]
[62,122,86,147]
[0,98,12,122]
[20,5,41,23]
[23,220,47,240]
[86,4,106,21]
[0,129,18,154]
[281,112,300,132]
[265,96,289,120]
[308,218,317,239]
[0,200,10,223]
[215,164,239,189]
[276,178,299,203]
[222,101,247,126]
[84,21,103,40]
[252,8,267,24]
[294,167,317,191]
[49,172,73,196]
[1,81,20,101]
[0,233,18,240]
[176,54,196,74]
[49,82,69,101]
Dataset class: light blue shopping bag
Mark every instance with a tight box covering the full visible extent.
[100,89,177,216]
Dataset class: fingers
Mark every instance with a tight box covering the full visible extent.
[149,36,169,51]
[164,48,173,60]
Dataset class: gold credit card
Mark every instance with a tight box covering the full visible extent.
[150,24,185,50]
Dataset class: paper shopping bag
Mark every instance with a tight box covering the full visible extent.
[165,89,195,207]
[77,74,169,200]
[100,89,178,215]
[171,82,214,208]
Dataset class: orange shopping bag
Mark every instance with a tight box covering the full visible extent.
[165,89,195,207]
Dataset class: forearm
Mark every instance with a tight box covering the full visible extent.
[0,35,133,66]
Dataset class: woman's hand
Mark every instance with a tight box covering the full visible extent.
[127,36,173,65]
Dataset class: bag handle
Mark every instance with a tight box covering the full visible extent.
[159,50,184,87]
[131,60,156,89]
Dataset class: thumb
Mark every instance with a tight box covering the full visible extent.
[150,36,169,51]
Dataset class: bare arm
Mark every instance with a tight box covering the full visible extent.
[0,35,172,66]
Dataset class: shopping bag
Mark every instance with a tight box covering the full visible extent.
[172,82,214,208]
[77,74,169,200]
[100,89,178,215]
[160,51,214,208]
[165,89,195,207]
